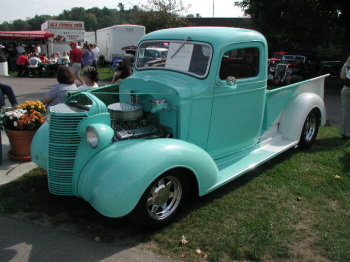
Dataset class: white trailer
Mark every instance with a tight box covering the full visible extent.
[96,25,145,62]
[41,20,85,56]
[84,31,96,44]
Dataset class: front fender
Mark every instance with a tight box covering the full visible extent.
[31,122,49,170]
[279,92,326,141]
[77,138,218,218]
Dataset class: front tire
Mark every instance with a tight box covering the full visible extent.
[298,108,320,149]
[127,170,189,229]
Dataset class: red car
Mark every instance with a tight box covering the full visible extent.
[268,51,289,63]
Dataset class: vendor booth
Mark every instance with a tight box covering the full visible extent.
[0,30,54,75]
[0,30,54,41]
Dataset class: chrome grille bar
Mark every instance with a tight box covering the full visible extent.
[48,113,87,195]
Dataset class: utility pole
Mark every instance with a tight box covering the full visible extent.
[213,0,215,17]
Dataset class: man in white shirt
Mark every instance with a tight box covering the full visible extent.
[91,44,99,68]
[34,44,41,55]
[29,54,41,68]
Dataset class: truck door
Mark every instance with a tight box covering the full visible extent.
[206,43,266,158]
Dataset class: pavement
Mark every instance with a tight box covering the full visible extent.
[0,75,342,262]
[0,214,179,262]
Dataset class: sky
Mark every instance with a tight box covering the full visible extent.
[0,0,245,24]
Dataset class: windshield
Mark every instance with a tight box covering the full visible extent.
[136,40,212,77]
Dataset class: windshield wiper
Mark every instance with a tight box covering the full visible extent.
[171,36,192,59]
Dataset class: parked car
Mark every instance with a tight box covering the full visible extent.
[317,60,342,77]
[268,51,289,63]
[268,54,309,84]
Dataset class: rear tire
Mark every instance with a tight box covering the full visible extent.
[298,108,320,149]
[127,170,189,229]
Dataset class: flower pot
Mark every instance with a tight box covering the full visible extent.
[5,129,37,161]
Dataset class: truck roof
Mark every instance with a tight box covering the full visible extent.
[140,27,267,49]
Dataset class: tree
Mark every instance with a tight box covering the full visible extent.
[235,0,349,61]
[132,0,191,33]
[84,13,99,31]
[57,7,86,22]
[27,15,52,30]
[12,19,30,31]
[0,21,11,31]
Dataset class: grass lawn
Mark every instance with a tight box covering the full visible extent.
[0,126,349,262]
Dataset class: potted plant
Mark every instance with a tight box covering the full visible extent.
[1,101,46,161]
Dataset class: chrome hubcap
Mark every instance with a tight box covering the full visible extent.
[147,176,182,220]
[304,113,316,142]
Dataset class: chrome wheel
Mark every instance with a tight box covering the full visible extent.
[128,171,189,229]
[147,176,182,220]
[302,112,317,142]
[298,108,320,149]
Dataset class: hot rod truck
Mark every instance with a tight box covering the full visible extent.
[31,27,327,229]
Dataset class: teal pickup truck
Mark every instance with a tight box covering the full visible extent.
[31,27,327,229]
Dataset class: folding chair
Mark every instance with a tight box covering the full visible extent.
[109,57,122,72]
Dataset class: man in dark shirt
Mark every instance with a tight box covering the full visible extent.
[69,42,84,84]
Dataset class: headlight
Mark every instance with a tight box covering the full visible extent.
[86,126,99,148]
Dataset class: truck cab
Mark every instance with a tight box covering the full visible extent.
[31,27,326,229]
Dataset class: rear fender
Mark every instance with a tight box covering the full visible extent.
[77,138,218,217]
[279,92,325,141]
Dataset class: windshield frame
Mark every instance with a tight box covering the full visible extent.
[135,40,213,78]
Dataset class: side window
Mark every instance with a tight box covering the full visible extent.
[219,48,259,80]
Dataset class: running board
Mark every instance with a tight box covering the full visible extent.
[203,135,298,195]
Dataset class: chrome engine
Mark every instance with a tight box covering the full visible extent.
[107,102,163,140]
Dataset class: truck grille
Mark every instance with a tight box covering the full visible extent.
[48,113,88,195]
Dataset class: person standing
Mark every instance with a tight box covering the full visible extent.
[34,43,41,55]
[15,44,25,54]
[340,56,350,139]
[93,44,100,56]
[93,44,100,66]
[69,41,84,84]
[82,43,93,68]
[91,44,98,68]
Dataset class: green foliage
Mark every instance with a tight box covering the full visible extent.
[131,0,191,33]
[0,1,190,33]
[235,0,349,60]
